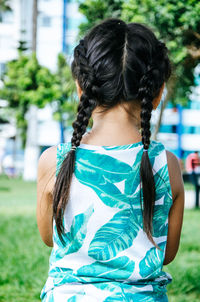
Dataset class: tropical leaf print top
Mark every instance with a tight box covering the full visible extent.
[41,139,173,302]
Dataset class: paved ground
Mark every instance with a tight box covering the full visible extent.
[185,190,199,209]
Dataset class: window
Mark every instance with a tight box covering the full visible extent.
[40,15,52,27]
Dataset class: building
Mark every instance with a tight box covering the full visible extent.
[154,64,200,161]
[0,0,83,74]
[0,1,200,177]
[0,0,83,178]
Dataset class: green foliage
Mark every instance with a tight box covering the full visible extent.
[52,53,77,127]
[0,52,55,146]
[0,52,77,146]
[122,0,200,106]
[0,0,11,11]
[78,0,124,36]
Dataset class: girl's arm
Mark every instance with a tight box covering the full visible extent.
[36,146,57,247]
[163,150,185,265]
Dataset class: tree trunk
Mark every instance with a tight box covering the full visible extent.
[152,75,177,140]
[32,0,37,52]
[23,0,39,181]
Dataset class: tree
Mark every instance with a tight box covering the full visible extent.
[78,0,200,138]
[0,51,78,146]
[0,52,55,147]
[52,53,77,141]
[0,0,11,11]
[23,0,39,181]
[78,0,123,36]
[122,0,200,138]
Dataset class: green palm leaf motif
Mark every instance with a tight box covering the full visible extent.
[88,209,141,260]
[123,292,168,302]
[139,242,166,279]
[124,147,143,196]
[67,291,85,302]
[76,149,132,182]
[154,164,172,201]
[52,204,94,260]
[124,141,165,197]
[49,266,113,285]
[104,293,125,301]
[49,267,82,286]
[56,142,71,176]
[42,291,54,302]
[77,256,135,280]
[152,165,173,238]
[148,141,165,166]
[94,282,157,301]
[75,149,133,209]
[152,205,169,237]
[93,282,125,301]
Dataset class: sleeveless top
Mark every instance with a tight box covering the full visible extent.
[40,139,173,302]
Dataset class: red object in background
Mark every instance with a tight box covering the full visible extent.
[186,152,200,173]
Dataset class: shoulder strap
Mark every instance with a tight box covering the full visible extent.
[56,142,71,177]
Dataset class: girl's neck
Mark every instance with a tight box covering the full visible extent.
[80,103,142,146]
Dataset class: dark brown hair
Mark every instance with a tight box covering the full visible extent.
[53,18,171,245]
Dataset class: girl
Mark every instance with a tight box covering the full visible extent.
[37,18,184,302]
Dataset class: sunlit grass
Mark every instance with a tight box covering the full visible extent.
[0,175,199,301]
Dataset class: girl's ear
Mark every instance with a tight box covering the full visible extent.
[75,80,83,99]
[152,82,165,110]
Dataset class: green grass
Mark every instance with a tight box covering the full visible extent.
[0,175,200,301]
[184,182,195,191]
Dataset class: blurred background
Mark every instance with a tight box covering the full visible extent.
[0,0,199,301]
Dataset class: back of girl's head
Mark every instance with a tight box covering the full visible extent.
[71,18,171,108]
[53,18,171,245]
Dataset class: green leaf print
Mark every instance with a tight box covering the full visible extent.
[93,282,124,301]
[81,180,131,209]
[42,291,54,302]
[52,204,94,260]
[56,142,71,176]
[77,256,135,280]
[152,205,168,237]
[49,267,83,286]
[88,209,141,260]
[76,149,132,182]
[124,141,165,197]
[152,165,173,238]
[104,293,124,301]
[154,165,171,201]
[94,282,159,302]
[124,292,168,302]
[67,291,85,302]
[124,147,143,196]
[139,242,166,279]
[148,141,165,166]
[75,149,133,209]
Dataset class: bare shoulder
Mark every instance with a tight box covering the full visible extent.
[166,150,184,202]
[38,145,57,169]
[163,150,185,264]
[37,145,57,193]
[37,145,57,247]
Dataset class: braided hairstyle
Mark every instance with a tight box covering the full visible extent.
[53,18,171,244]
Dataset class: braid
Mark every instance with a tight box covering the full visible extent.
[71,94,96,148]
[53,39,97,243]
[139,71,154,149]
[139,69,156,245]
[52,19,172,246]
[71,39,98,148]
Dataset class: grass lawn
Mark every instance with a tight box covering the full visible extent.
[0,175,200,302]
